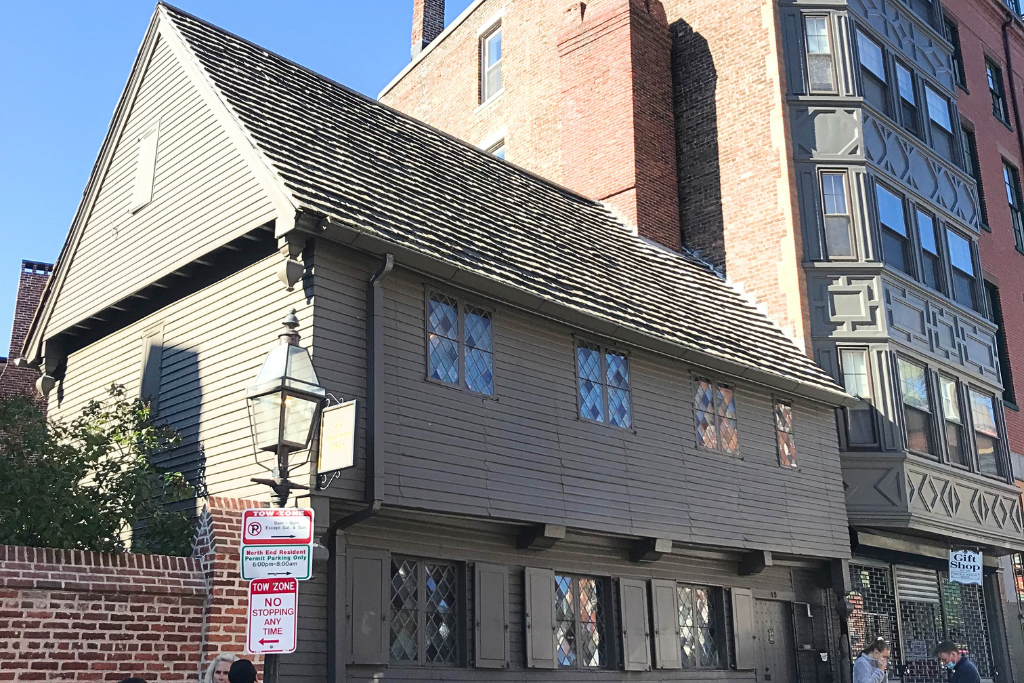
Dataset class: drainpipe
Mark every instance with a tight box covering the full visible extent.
[323,253,394,681]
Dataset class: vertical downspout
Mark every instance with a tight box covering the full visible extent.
[324,253,394,682]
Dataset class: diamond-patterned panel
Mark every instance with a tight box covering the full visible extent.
[577,578,603,668]
[390,559,419,662]
[465,348,493,395]
[577,343,604,423]
[677,586,696,667]
[555,575,576,667]
[608,388,631,428]
[428,335,459,384]
[695,411,717,450]
[425,563,458,664]
[695,588,720,668]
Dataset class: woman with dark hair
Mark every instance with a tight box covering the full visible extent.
[853,637,890,683]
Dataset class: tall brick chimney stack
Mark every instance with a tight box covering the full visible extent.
[411,0,446,58]
[557,0,681,251]
[0,260,53,410]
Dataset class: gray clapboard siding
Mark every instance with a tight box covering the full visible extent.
[327,513,819,682]
[320,257,850,559]
[48,36,277,335]
[50,257,307,504]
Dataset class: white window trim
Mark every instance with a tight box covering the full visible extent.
[478,126,508,153]
[479,18,504,106]
[131,121,161,213]
[475,9,506,37]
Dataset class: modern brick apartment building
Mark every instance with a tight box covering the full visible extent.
[380,0,1024,680]
[0,260,52,407]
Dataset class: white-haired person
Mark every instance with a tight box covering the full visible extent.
[204,654,239,683]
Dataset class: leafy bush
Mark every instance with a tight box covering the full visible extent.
[0,385,195,555]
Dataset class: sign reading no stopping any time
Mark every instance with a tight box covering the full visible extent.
[247,578,298,655]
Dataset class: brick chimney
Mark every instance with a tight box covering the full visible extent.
[412,0,446,58]
[0,260,53,410]
[558,0,681,251]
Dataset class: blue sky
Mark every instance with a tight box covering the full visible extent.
[0,0,474,357]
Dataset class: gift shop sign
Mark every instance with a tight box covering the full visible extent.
[949,549,982,585]
[246,578,298,655]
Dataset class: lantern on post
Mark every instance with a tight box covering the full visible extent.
[247,309,326,507]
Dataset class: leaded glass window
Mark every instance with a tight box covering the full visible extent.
[576,340,631,428]
[775,400,797,468]
[555,574,605,669]
[390,558,460,665]
[426,292,494,395]
[678,585,724,669]
[694,377,738,454]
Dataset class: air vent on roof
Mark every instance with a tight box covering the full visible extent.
[895,566,940,603]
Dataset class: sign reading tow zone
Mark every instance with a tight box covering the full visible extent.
[247,578,298,655]
[242,508,313,545]
[242,545,312,581]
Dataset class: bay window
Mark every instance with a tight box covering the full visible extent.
[857,31,889,116]
[876,184,912,274]
[925,85,954,162]
[841,349,876,446]
[970,390,1004,477]
[940,376,967,467]
[898,358,935,456]
[946,231,977,310]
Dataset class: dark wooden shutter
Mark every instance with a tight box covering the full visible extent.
[619,578,651,671]
[650,579,681,669]
[524,567,556,669]
[731,587,755,670]
[474,563,509,668]
[139,325,163,414]
[347,548,389,665]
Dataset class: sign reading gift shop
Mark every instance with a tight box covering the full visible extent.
[949,549,983,585]
[246,578,298,655]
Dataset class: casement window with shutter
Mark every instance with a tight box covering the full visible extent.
[857,30,890,116]
[804,16,836,94]
[970,389,1005,478]
[840,348,877,447]
[389,558,461,665]
[694,377,738,454]
[523,569,608,670]
[426,292,494,395]
[876,184,912,275]
[897,357,935,457]
[649,580,752,671]
[775,400,797,468]
[576,340,632,428]
[821,172,855,258]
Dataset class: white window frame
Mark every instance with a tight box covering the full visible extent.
[131,122,160,212]
[479,19,503,105]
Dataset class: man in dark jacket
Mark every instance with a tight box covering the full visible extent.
[934,640,981,683]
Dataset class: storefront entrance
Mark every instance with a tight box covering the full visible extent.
[848,562,995,683]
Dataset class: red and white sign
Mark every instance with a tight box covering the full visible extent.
[242,508,313,546]
[246,578,298,655]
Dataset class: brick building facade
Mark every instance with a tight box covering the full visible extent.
[0,261,52,408]
[380,0,1024,681]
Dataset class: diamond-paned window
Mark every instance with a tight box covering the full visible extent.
[678,584,724,669]
[427,292,494,395]
[695,378,739,454]
[555,574,605,669]
[389,558,460,665]
[775,400,797,468]
[576,340,631,428]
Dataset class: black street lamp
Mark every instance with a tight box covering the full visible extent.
[247,309,326,507]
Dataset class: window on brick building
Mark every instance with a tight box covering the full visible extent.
[577,340,631,428]
[970,389,1005,478]
[389,558,461,665]
[694,377,738,454]
[939,375,968,466]
[821,172,855,258]
[986,60,1010,124]
[916,209,944,293]
[1003,161,1024,252]
[944,17,967,89]
[840,348,877,447]
[947,230,977,309]
[985,281,1017,407]
[960,125,989,227]
[876,184,912,275]
[925,85,955,162]
[857,31,890,116]
[480,23,503,103]
[898,357,935,456]
[486,139,506,159]
[804,16,836,93]
[896,62,921,137]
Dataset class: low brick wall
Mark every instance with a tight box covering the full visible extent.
[0,497,268,682]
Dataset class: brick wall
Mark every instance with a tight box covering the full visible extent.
[380,0,812,349]
[0,261,53,409]
[942,0,1024,460]
[0,497,267,682]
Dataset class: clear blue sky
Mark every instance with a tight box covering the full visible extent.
[0,0,474,357]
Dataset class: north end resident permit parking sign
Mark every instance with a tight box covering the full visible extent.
[949,549,983,585]
[242,508,314,545]
[247,578,298,655]
[241,545,312,581]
